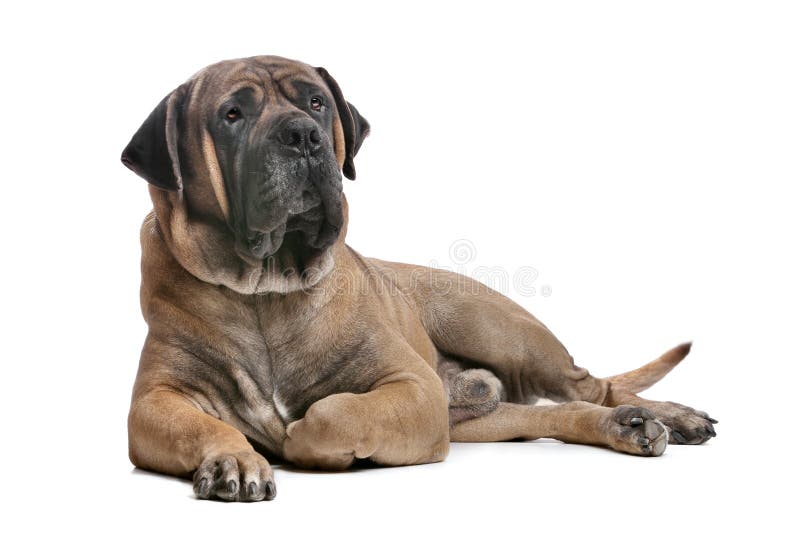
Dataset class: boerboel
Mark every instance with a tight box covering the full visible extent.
[121,55,716,502]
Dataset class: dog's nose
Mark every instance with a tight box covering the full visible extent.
[277,118,322,154]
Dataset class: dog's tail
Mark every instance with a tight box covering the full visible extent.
[605,342,692,394]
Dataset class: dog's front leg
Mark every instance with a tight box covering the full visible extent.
[282,350,450,470]
[129,389,276,501]
[451,401,669,456]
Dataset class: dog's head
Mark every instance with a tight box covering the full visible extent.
[121,56,369,293]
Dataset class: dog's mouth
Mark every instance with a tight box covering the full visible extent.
[232,147,345,281]
[238,206,341,277]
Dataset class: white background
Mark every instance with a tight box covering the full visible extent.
[1,1,797,532]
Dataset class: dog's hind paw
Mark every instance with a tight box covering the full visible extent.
[447,369,502,425]
[643,401,717,445]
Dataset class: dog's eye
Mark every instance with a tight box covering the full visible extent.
[225,107,242,122]
[310,97,323,111]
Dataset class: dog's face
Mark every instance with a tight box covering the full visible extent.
[121,56,369,289]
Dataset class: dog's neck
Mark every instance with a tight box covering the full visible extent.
[149,187,351,296]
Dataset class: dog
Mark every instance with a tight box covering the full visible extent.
[121,55,716,502]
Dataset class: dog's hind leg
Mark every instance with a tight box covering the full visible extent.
[375,261,717,445]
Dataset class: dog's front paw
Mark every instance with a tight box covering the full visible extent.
[604,405,669,457]
[645,401,717,445]
[193,449,276,502]
[283,399,361,471]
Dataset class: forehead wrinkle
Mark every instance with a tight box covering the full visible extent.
[277,78,299,99]
[270,63,306,79]
[261,68,308,104]
[277,74,325,101]
[229,59,319,103]
[254,69,280,104]
[211,80,265,108]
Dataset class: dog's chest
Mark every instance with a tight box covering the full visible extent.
[253,333,378,425]
[210,333,343,450]
[200,289,389,451]
[229,303,378,431]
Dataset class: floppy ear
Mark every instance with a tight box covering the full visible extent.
[316,67,370,180]
[120,85,187,191]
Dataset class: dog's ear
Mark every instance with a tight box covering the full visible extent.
[121,85,187,191]
[316,67,370,180]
